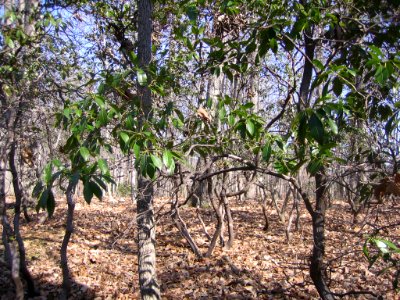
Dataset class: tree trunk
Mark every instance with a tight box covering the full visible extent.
[60,180,77,299]
[310,171,335,300]
[10,241,24,300]
[137,1,160,299]
[9,141,36,296]
[1,156,12,266]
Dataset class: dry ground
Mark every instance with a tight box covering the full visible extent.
[1,195,399,299]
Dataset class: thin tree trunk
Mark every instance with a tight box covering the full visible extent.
[206,184,223,257]
[171,202,202,258]
[1,157,12,266]
[10,241,24,300]
[310,171,335,300]
[9,141,36,296]
[60,180,77,299]
[261,188,269,231]
[137,1,160,299]
[196,205,211,240]
[223,195,234,248]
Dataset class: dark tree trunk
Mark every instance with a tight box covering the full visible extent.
[310,171,335,300]
[60,181,77,299]
[137,1,160,299]
[9,141,37,297]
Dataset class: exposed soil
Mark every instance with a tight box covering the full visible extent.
[1,196,399,299]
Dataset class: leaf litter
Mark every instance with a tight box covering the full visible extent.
[0,197,399,299]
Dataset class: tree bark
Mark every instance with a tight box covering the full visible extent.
[137,1,160,299]
[10,241,24,300]
[60,180,77,299]
[310,171,335,300]
[9,141,37,296]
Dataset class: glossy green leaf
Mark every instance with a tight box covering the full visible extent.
[297,112,308,144]
[309,113,324,144]
[326,118,338,134]
[93,175,108,190]
[83,180,93,204]
[163,150,173,169]
[151,154,163,170]
[120,132,129,144]
[37,189,49,211]
[95,95,105,109]
[47,190,56,217]
[146,156,156,179]
[228,115,235,126]
[32,181,44,199]
[307,159,323,175]
[186,4,198,21]
[133,143,140,158]
[137,69,147,86]
[98,159,109,174]
[262,143,272,162]
[246,119,255,136]
[313,59,324,70]
[79,147,90,161]
[43,163,52,185]
[89,181,103,201]
[332,77,343,96]
[5,36,15,48]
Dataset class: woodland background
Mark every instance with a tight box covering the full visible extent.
[1,0,400,299]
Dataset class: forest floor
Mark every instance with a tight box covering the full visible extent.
[1,195,399,299]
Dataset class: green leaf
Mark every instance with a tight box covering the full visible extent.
[83,180,93,204]
[37,189,49,211]
[43,163,53,185]
[99,109,108,125]
[98,159,109,174]
[246,119,255,136]
[5,36,15,48]
[307,159,323,175]
[146,156,156,179]
[242,102,254,109]
[219,106,227,120]
[47,190,56,217]
[313,59,324,70]
[186,4,198,21]
[137,69,147,86]
[308,113,324,144]
[167,158,175,174]
[326,118,338,134]
[163,150,173,169]
[297,112,308,144]
[228,115,235,126]
[151,154,163,170]
[79,147,90,161]
[274,160,289,174]
[94,95,105,109]
[120,132,130,144]
[332,77,343,96]
[262,143,272,162]
[133,143,140,158]
[375,65,388,85]
[93,175,108,190]
[374,239,390,254]
[89,181,103,201]
[32,181,44,199]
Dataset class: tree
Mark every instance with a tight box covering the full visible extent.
[136,0,161,298]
